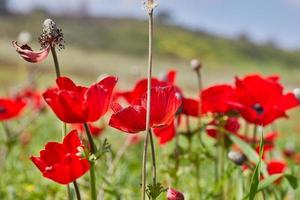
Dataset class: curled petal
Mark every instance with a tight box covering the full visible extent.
[12,41,50,63]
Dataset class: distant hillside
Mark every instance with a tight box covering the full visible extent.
[1,12,300,68]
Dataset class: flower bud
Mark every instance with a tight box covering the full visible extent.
[190,59,202,71]
[167,188,184,200]
[228,151,247,165]
[293,88,300,101]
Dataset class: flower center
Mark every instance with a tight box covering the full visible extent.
[253,103,264,115]
[0,106,6,113]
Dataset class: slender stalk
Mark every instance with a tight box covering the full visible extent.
[84,123,96,154]
[83,123,97,200]
[195,69,203,127]
[148,129,157,186]
[50,46,61,78]
[142,1,154,199]
[67,185,72,200]
[252,125,257,145]
[73,181,82,200]
[90,162,97,200]
[141,132,149,200]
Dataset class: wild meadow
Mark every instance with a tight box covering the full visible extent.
[1,1,300,200]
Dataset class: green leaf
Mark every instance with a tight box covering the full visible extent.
[146,182,166,200]
[227,131,268,177]
[285,174,298,189]
[243,174,284,199]
[248,131,264,200]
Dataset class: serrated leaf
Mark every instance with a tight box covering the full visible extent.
[285,174,298,189]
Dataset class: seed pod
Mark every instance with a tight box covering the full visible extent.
[228,151,247,165]
[190,59,202,71]
[39,18,65,49]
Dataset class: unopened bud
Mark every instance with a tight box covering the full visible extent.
[293,88,300,101]
[228,151,247,165]
[190,59,202,71]
[167,188,184,200]
[18,31,32,45]
[39,18,64,49]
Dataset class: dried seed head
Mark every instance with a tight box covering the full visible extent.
[228,151,247,165]
[38,18,65,50]
[144,0,158,14]
[293,88,300,101]
[190,59,202,71]
[18,31,32,45]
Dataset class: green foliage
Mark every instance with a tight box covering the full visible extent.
[285,174,298,189]
[247,132,264,200]
[146,182,167,200]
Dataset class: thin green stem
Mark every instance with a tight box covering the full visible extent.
[73,181,82,200]
[141,131,149,200]
[67,185,73,200]
[148,129,157,186]
[252,125,258,145]
[84,123,96,154]
[90,162,97,200]
[83,123,97,200]
[50,46,61,78]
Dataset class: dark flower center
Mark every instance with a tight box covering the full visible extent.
[0,106,6,113]
[253,103,264,115]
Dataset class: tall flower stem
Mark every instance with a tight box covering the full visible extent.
[148,129,157,186]
[50,46,61,78]
[84,123,97,200]
[73,181,81,200]
[141,1,155,200]
[195,69,202,127]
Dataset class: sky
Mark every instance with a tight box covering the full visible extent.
[7,0,300,49]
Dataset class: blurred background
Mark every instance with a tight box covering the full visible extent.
[1,0,300,89]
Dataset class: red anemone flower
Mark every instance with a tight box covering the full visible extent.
[233,74,299,126]
[15,88,44,111]
[206,117,240,139]
[0,98,26,121]
[182,84,236,117]
[109,86,182,134]
[30,130,90,184]
[12,41,50,63]
[43,76,117,123]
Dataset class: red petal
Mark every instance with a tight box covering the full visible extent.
[153,122,176,144]
[182,98,199,117]
[12,41,50,63]
[63,130,81,153]
[43,155,90,184]
[141,86,182,128]
[109,105,146,133]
